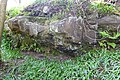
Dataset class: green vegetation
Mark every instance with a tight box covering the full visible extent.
[6,7,23,19]
[90,2,117,17]
[1,31,120,80]
[2,31,42,53]
[1,0,120,80]
[1,31,60,56]
[1,31,23,61]
[99,31,120,49]
[34,0,48,3]
[1,47,120,79]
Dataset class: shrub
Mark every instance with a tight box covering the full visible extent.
[99,31,120,49]
[90,2,117,17]
[6,7,23,19]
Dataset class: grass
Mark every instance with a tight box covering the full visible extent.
[1,31,120,80]
[2,0,120,79]
[1,48,120,79]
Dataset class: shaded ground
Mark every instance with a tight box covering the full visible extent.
[21,51,72,61]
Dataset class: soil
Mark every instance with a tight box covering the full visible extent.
[21,51,72,61]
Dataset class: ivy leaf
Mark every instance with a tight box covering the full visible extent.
[99,31,110,38]
[99,41,106,47]
[109,33,120,40]
[107,42,116,48]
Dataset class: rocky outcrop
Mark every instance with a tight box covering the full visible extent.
[7,16,48,36]
[98,15,120,25]
[98,15,120,32]
[88,15,120,31]
[6,15,120,55]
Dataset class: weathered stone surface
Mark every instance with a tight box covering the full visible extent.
[98,15,120,25]
[49,17,83,42]
[6,15,120,54]
[6,16,94,54]
[97,15,120,33]
[7,16,48,36]
[87,15,120,32]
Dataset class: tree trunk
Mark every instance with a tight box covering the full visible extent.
[0,0,8,67]
[19,0,21,4]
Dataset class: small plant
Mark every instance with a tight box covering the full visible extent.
[2,31,60,55]
[7,7,23,19]
[2,49,120,80]
[34,0,48,3]
[90,2,117,17]
[99,31,120,49]
[1,31,23,61]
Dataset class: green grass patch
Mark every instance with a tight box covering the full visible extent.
[1,49,120,80]
[1,31,120,80]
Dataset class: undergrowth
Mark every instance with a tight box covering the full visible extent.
[1,31,120,80]
[1,49,120,80]
[1,1,120,79]
[1,31,23,61]
[90,2,117,17]
[1,31,47,54]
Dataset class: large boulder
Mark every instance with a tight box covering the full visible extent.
[6,16,97,54]
[6,15,120,55]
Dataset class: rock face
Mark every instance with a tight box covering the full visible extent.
[8,16,48,36]
[88,15,120,31]
[6,15,120,55]
[98,15,120,25]
[98,15,120,32]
